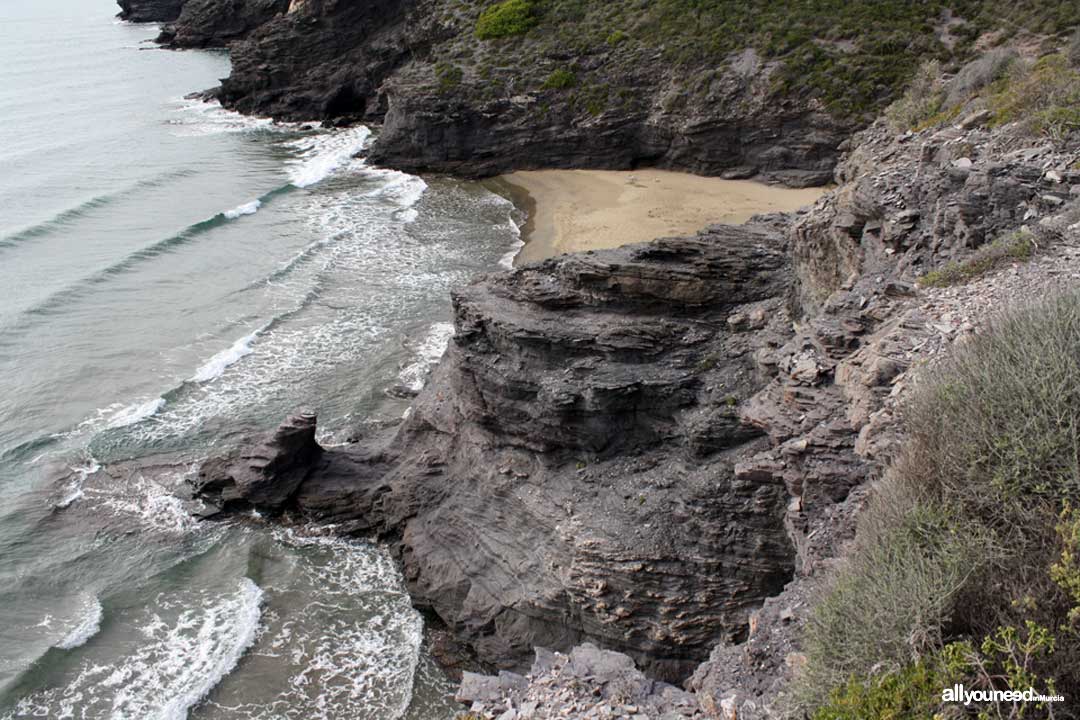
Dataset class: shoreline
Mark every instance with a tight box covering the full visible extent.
[487,169,828,267]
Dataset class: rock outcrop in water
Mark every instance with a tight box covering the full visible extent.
[299,223,801,682]
[193,411,322,513]
[117,0,186,22]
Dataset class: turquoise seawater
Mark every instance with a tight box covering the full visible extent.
[0,1,522,717]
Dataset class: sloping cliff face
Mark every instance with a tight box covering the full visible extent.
[156,0,290,48]
[189,105,1079,711]
[290,224,802,682]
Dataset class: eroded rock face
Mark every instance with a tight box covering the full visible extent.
[156,0,289,48]
[291,224,801,681]
[367,67,844,182]
[135,0,846,183]
[117,0,186,22]
[216,0,424,123]
[193,411,322,512]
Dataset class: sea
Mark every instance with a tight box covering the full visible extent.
[0,1,525,718]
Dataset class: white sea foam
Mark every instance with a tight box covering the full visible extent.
[224,199,262,219]
[360,169,428,223]
[54,456,102,509]
[107,397,166,429]
[56,596,103,650]
[92,472,199,535]
[168,98,286,137]
[111,579,263,720]
[397,322,455,393]
[286,126,372,188]
[10,580,264,720]
[498,213,524,269]
[190,324,269,383]
[209,529,425,720]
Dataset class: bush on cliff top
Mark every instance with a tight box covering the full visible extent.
[796,292,1080,716]
[990,52,1080,140]
[476,0,538,40]
[520,0,1080,119]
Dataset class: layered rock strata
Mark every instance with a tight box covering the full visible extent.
[188,110,1080,718]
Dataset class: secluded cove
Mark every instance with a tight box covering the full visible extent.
[490,169,828,266]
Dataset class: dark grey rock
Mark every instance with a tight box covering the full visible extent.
[192,411,322,512]
[117,0,186,22]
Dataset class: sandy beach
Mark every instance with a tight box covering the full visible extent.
[489,169,827,266]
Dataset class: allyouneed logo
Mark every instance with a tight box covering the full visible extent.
[942,684,1065,706]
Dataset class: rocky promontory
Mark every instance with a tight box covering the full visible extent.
[119,0,867,185]
[186,88,1079,717]
[112,0,1080,713]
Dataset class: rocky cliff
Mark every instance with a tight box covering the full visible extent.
[188,94,1080,717]
[117,0,186,22]
[110,0,1080,711]
[156,0,290,48]
[197,223,803,681]
[119,0,882,184]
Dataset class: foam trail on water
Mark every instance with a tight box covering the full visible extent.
[54,456,102,509]
[223,199,261,219]
[397,322,455,393]
[55,596,103,650]
[108,397,167,429]
[168,98,294,137]
[189,322,271,384]
[361,168,429,223]
[8,579,264,720]
[499,214,524,270]
[118,578,264,720]
[286,126,372,188]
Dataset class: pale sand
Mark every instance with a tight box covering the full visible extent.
[489,169,827,266]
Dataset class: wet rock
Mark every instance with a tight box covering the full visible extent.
[192,411,322,512]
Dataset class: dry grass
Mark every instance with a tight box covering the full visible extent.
[795,291,1080,716]
[918,230,1035,288]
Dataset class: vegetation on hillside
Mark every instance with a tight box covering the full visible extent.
[462,0,1080,120]
[918,230,1036,288]
[475,0,538,39]
[889,46,1080,140]
[795,292,1080,717]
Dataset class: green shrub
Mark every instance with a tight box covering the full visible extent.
[435,62,464,91]
[990,53,1080,141]
[906,292,1080,524]
[796,481,986,704]
[943,47,1017,108]
[606,29,629,46]
[885,60,945,131]
[810,658,961,720]
[918,230,1036,288]
[541,68,576,90]
[475,0,537,40]
[795,291,1080,716]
